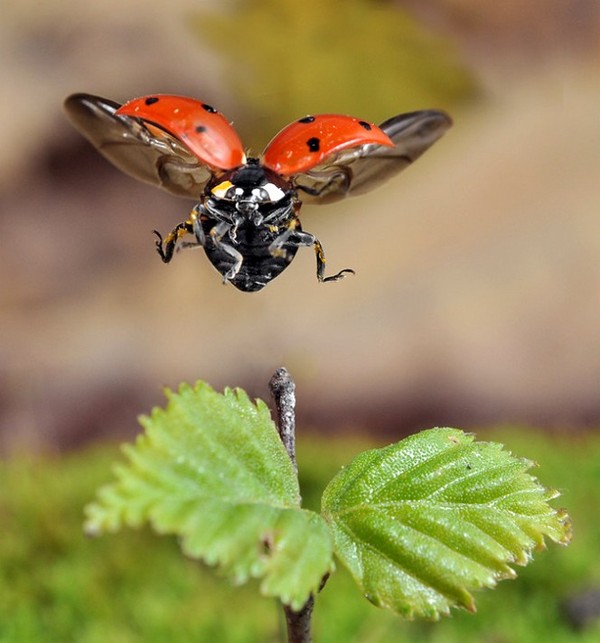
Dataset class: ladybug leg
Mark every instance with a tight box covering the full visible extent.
[272,224,355,283]
[296,169,350,198]
[267,225,295,261]
[310,237,355,283]
[180,205,207,249]
[153,222,194,263]
[154,206,206,262]
[265,206,304,260]
[209,221,243,282]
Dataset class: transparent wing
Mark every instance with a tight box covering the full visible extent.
[293,110,452,204]
[64,93,213,199]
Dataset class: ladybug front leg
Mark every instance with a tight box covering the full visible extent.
[154,206,205,263]
[154,223,193,263]
[179,205,207,249]
[154,206,208,262]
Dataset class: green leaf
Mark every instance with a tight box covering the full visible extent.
[85,382,333,610]
[321,428,571,619]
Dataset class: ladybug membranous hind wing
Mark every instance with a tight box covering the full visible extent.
[294,110,452,204]
[64,94,213,199]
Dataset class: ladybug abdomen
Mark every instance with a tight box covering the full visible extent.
[202,218,301,292]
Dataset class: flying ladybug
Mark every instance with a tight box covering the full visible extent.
[64,93,451,292]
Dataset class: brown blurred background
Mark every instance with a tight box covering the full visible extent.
[1,0,599,452]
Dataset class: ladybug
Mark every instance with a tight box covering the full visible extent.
[64,94,451,292]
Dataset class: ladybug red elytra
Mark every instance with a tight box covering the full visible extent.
[64,93,451,292]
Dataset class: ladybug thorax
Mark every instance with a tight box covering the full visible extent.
[204,160,294,225]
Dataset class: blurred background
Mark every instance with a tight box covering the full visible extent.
[0,0,598,449]
[2,1,600,641]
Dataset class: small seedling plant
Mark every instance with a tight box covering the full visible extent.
[86,369,571,642]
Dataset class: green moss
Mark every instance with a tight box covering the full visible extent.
[1,427,596,641]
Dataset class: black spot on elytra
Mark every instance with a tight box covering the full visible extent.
[306,137,320,152]
[358,120,372,130]
[145,96,159,105]
[195,125,207,133]
[298,115,315,123]
[202,103,217,113]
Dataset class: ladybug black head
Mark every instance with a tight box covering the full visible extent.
[204,160,295,224]
[208,162,292,206]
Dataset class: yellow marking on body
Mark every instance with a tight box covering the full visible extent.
[211,180,234,197]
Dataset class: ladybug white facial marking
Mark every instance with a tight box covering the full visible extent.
[260,183,287,202]
[64,93,452,291]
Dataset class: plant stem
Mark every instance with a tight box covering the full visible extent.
[282,600,315,643]
[269,367,313,643]
[269,367,298,475]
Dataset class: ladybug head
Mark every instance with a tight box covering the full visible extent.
[206,160,294,224]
